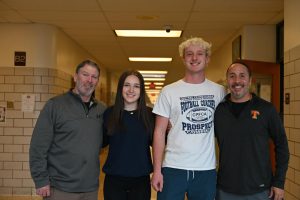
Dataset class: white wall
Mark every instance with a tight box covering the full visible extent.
[283,2,300,199]
[285,0,300,51]
[242,25,276,63]
[209,25,277,83]
[0,23,109,103]
[0,23,56,68]
[208,29,242,83]
[55,27,100,75]
[208,38,234,82]
[0,23,106,73]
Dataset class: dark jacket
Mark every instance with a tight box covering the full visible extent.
[30,91,106,192]
[214,93,289,195]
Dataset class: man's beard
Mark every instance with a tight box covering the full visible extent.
[78,83,94,97]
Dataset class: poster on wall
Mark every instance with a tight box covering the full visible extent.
[232,35,241,62]
[21,94,35,112]
[0,105,6,124]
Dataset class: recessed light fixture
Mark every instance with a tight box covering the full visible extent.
[115,30,182,38]
[129,57,172,62]
[146,90,161,94]
[144,77,165,81]
[139,70,168,74]
[145,86,163,89]
[139,70,168,78]
[145,82,164,86]
[141,74,166,78]
[140,70,167,104]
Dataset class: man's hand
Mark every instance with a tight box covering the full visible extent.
[269,186,284,200]
[36,185,50,197]
[151,171,164,192]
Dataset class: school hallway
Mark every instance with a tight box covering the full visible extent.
[0,1,300,200]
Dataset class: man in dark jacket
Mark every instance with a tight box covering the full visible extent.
[214,61,289,200]
[29,59,106,200]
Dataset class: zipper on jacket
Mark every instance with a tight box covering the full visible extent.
[83,101,97,118]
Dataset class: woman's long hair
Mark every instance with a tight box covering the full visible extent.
[107,70,153,136]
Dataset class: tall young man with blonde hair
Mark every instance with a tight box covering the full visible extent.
[151,37,226,200]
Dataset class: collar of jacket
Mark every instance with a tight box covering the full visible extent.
[224,92,257,104]
[68,89,98,105]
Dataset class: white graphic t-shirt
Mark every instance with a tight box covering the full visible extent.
[153,79,226,170]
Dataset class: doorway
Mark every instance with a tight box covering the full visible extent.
[241,59,281,172]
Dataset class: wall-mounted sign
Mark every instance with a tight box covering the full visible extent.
[14,51,26,66]
[0,105,6,124]
[21,94,35,112]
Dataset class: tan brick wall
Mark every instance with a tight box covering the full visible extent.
[0,66,72,198]
[285,45,300,200]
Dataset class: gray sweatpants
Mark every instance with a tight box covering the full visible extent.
[216,189,270,200]
[44,187,98,200]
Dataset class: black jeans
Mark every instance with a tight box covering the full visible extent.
[104,174,151,200]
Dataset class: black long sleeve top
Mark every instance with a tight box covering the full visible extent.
[102,106,154,177]
[214,94,289,195]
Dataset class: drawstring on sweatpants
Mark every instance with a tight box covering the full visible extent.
[187,170,195,181]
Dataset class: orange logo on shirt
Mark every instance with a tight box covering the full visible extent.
[251,110,260,119]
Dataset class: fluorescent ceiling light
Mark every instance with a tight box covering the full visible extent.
[115,30,182,38]
[142,74,166,78]
[145,82,164,86]
[129,57,172,62]
[144,77,165,81]
[139,70,168,78]
[139,70,168,75]
[139,70,168,74]
[145,86,163,89]
[146,90,161,94]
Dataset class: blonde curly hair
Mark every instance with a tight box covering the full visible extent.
[178,37,212,57]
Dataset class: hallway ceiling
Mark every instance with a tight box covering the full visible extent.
[0,0,283,84]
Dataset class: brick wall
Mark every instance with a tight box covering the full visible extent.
[284,45,300,200]
[0,66,73,200]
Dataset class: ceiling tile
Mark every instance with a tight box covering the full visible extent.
[0,10,30,22]
[0,0,284,81]
[18,11,106,22]
[2,0,101,11]
[193,0,283,12]
[98,0,194,12]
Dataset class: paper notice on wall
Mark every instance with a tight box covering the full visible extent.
[21,94,35,112]
[0,105,6,124]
